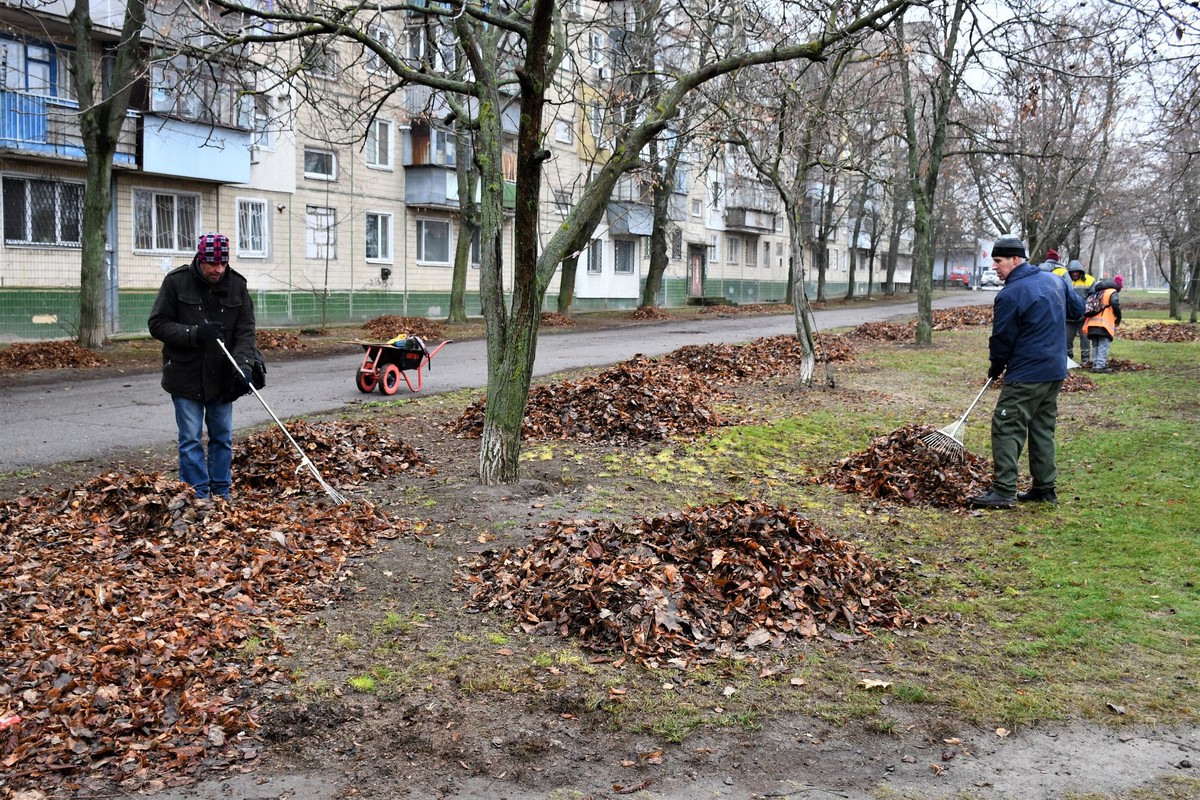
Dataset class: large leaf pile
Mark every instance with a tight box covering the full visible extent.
[447,356,720,442]
[661,335,855,385]
[233,420,422,496]
[0,472,411,795]
[461,499,918,667]
[848,306,994,342]
[698,303,792,316]
[810,424,990,509]
[540,312,576,328]
[0,341,111,371]
[626,306,670,321]
[361,315,446,341]
[1123,322,1199,343]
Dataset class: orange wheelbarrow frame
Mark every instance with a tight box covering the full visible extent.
[352,336,451,395]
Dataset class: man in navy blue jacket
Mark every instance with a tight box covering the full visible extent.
[969,235,1085,509]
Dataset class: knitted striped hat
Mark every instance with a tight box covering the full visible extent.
[197,233,230,264]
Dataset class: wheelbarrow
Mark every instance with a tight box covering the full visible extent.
[351,335,451,395]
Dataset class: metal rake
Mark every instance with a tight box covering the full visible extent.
[216,339,348,505]
[920,378,993,462]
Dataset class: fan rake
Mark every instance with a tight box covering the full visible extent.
[919,378,993,462]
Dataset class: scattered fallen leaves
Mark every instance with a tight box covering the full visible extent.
[0,470,418,795]
[461,499,924,667]
[859,679,892,690]
[995,727,1011,737]
[1103,358,1151,373]
[362,315,446,341]
[698,303,792,316]
[810,424,990,510]
[0,341,111,371]
[848,306,994,342]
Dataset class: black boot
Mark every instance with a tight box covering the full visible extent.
[968,490,1016,509]
[1017,488,1058,504]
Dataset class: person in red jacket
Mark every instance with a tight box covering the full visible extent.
[1082,275,1123,374]
[148,233,257,500]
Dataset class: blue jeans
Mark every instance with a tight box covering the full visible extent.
[173,396,234,498]
[1089,336,1112,369]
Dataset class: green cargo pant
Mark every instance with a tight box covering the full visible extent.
[989,380,1063,496]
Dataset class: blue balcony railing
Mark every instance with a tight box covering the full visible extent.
[0,90,138,166]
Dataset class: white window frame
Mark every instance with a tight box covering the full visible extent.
[614,239,635,274]
[2,175,84,247]
[555,119,573,144]
[236,197,268,258]
[727,236,739,264]
[132,188,200,254]
[365,211,393,262]
[365,118,394,170]
[746,238,755,267]
[303,147,337,181]
[553,189,572,216]
[708,234,720,264]
[305,205,337,260]
[587,239,603,274]
[304,43,339,79]
[763,241,771,269]
[416,218,451,265]
[691,198,702,217]
[366,25,394,73]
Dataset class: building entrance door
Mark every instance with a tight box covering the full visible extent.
[688,247,705,297]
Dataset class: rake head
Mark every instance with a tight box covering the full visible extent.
[920,423,968,463]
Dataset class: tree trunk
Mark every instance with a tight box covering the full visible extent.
[557,252,579,314]
[641,176,673,308]
[448,133,477,324]
[69,0,145,349]
[789,220,817,387]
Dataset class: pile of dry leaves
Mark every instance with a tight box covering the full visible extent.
[1103,358,1151,372]
[447,356,719,442]
[461,499,920,666]
[810,424,990,509]
[847,306,994,342]
[626,306,670,321]
[233,420,423,496]
[540,312,577,328]
[0,470,414,795]
[256,330,306,351]
[661,335,855,385]
[361,315,446,341]
[1123,322,1200,343]
[0,341,111,371]
[699,303,791,316]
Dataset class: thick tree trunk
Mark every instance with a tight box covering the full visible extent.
[78,156,113,348]
[641,177,672,308]
[789,223,816,386]
[556,253,579,314]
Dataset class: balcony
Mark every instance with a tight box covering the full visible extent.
[0,91,137,166]
[724,182,778,232]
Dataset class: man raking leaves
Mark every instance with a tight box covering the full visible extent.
[967,235,1084,509]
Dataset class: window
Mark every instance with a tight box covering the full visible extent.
[2,177,83,246]
[237,198,268,257]
[691,198,702,217]
[727,236,739,264]
[589,102,604,141]
[433,129,456,166]
[305,205,337,260]
[366,119,393,169]
[303,42,339,79]
[0,38,75,99]
[416,218,451,264]
[366,25,394,72]
[764,241,771,268]
[365,212,393,261]
[470,228,481,269]
[672,229,682,260]
[555,119,573,144]
[304,147,337,180]
[746,238,755,267]
[708,234,720,264]
[251,95,273,154]
[132,189,198,252]
[553,189,572,215]
[149,53,248,128]
[614,240,635,274]
[587,239,603,274]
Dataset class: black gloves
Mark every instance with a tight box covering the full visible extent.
[238,366,254,392]
[196,321,224,344]
[988,361,1006,380]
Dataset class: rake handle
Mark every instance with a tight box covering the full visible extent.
[955,377,993,426]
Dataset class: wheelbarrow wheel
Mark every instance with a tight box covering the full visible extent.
[356,369,378,394]
[379,364,402,395]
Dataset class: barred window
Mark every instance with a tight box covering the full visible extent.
[133,189,198,252]
[2,176,83,246]
[614,239,635,274]
[237,198,268,257]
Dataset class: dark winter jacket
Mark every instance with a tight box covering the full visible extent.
[148,261,257,402]
[988,261,1083,383]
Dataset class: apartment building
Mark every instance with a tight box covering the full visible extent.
[0,0,886,342]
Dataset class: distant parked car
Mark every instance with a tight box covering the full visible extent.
[980,268,1001,287]
[948,268,971,288]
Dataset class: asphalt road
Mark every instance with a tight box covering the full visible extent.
[0,293,989,474]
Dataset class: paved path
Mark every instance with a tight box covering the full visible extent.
[0,293,988,473]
